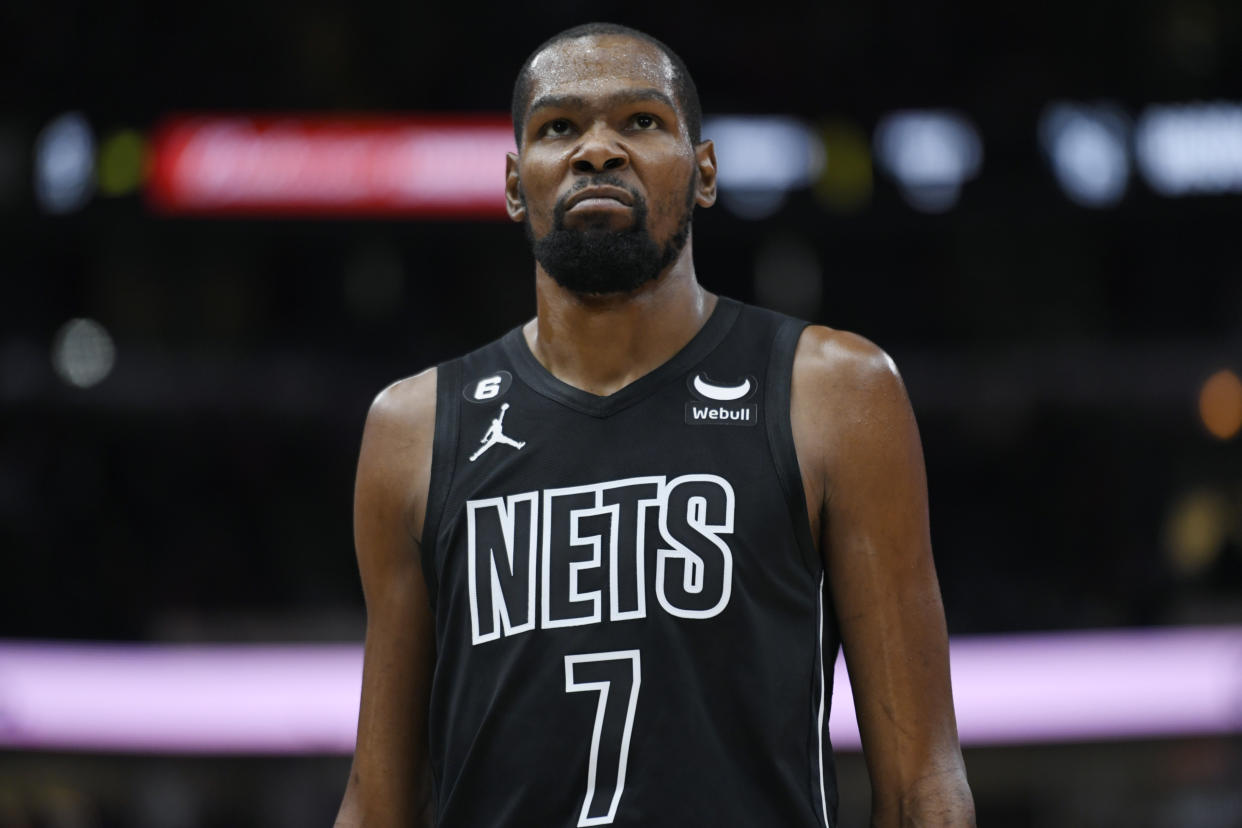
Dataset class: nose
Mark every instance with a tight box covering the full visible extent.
[570,125,628,173]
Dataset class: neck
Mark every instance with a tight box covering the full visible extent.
[525,241,716,397]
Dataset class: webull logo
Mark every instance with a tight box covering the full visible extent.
[684,372,759,426]
[684,403,758,426]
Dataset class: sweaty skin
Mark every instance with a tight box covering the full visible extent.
[336,33,974,828]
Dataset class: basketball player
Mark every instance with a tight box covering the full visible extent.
[335,22,974,828]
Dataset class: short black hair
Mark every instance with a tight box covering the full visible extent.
[511,22,702,148]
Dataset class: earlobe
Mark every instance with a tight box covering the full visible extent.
[504,152,526,222]
[695,139,717,208]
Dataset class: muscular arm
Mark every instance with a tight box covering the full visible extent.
[335,369,438,828]
[791,328,974,827]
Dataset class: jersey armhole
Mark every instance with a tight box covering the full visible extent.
[764,318,820,577]
[419,358,462,611]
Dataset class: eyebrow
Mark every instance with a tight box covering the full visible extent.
[527,88,677,119]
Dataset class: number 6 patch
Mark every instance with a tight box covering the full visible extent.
[464,370,513,403]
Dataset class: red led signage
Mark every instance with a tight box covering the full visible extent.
[147,115,516,218]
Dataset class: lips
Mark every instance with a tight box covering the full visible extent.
[565,185,634,210]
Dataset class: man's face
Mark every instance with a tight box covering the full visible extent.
[507,35,712,295]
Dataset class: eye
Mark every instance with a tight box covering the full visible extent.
[543,118,572,137]
[631,113,659,130]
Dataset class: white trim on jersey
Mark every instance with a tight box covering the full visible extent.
[816,572,831,828]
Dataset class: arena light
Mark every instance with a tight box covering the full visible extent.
[1198,369,1242,440]
[51,318,116,388]
[34,112,95,214]
[704,116,823,219]
[1039,102,1130,207]
[147,115,516,218]
[0,627,1238,754]
[873,110,982,213]
[97,128,147,197]
[1135,102,1242,196]
[813,120,873,214]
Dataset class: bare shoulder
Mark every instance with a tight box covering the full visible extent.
[357,367,439,542]
[790,326,918,510]
[791,324,906,410]
[365,366,438,442]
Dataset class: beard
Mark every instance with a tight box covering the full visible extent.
[524,174,695,296]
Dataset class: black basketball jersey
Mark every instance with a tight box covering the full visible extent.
[421,296,841,827]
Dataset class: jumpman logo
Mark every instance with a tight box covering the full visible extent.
[469,403,526,462]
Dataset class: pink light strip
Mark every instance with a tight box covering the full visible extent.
[829,626,1242,748]
[0,642,362,754]
[0,627,1239,754]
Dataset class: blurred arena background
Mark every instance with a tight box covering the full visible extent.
[3,1,1242,825]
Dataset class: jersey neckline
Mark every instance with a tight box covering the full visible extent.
[501,295,741,418]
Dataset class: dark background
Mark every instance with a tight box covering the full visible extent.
[2,1,1241,826]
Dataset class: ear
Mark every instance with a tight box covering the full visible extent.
[694,139,717,208]
[505,151,526,222]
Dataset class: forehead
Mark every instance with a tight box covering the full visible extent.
[526,35,677,107]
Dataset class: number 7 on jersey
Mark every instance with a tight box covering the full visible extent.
[563,650,642,827]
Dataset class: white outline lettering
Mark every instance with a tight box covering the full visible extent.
[655,474,735,620]
[466,492,538,645]
[564,650,642,826]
